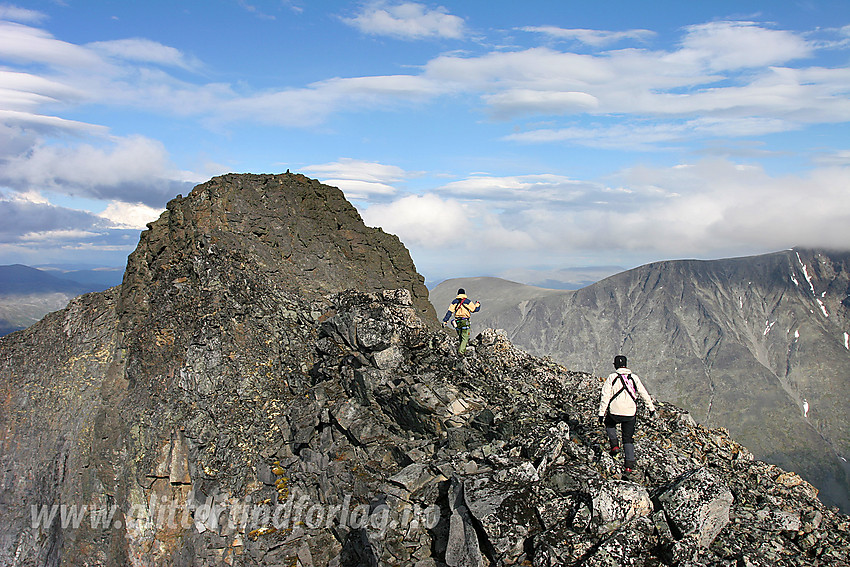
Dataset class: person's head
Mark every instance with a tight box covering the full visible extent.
[457,288,466,295]
[614,355,627,369]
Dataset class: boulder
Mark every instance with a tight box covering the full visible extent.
[658,467,733,548]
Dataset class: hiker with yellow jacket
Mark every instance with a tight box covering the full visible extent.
[442,288,481,355]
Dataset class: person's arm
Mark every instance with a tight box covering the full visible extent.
[472,301,481,313]
[442,300,457,323]
[634,375,656,413]
[598,374,614,418]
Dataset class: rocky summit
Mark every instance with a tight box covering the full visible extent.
[1,173,849,566]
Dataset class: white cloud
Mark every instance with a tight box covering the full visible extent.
[0,134,195,205]
[98,201,164,229]
[425,40,838,125]
[362,193,466,247]
[0,22,219,141]
[483,89,599,118]
[520,26,656,47]
[504,117,793,150]
[302,158,426,201]
[19,229,101,242]
[314,74,445,99]
[217,74,444,127]
[9,189,49,205]
[2,135,168,187]
[435,174,594,206]
[0,21,102,68]
[0,4,47,24]
[0,109,108,134]
[376,160,850,263]
[323,179,397,200]
[4,16,846,149]
[613,160,850,254]
[676,21,813,72]
[615,160,850,253]
[812,149,850,166]
[425,47,610,91]
[344,2,465,40]
[87,38,203,71]
[0,195,147,265]
[0,197,105,243]
[361,190,537,252]
[0,70,87,111]
[416,21,847,140]
[303,158,410,183]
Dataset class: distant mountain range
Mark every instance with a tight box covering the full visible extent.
[431,248,850,512]
[0,264,123,335]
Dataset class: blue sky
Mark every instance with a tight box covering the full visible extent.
[2,1,850,287]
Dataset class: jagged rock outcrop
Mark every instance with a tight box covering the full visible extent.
[1,173,849,566]
[119,172,436,330]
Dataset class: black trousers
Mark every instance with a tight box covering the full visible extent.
[604,413,636,462]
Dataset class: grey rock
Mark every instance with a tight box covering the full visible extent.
[372,345,404,370]
[388,463,435,493]
[658,467,733,548]
[445,478,486,567]
[590,478,653,534]
[445,506,485,567]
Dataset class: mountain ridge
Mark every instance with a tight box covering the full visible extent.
[0,264,92,296]
[431,248,850,512]
[2,174,848,566]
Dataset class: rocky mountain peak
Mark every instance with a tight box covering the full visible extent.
[118,172,437,330]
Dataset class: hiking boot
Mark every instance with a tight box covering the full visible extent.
[624,460,636,473]
[609,446,620,457]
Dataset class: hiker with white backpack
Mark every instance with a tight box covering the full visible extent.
[598,355,656,473]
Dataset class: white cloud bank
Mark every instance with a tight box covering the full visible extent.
[302,158,422,200]
[87,38,203,71]
[362,159,850,265]
[0,134,196,206]
[98,201,163,230]
[520,26,656,47]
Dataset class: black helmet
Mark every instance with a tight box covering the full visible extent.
[457,288,466,295]
[614,355,627,369]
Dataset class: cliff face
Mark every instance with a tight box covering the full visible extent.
[1,174,849,566]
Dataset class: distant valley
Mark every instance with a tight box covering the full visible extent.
[0,264,123,335]
[431,248,850,512]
